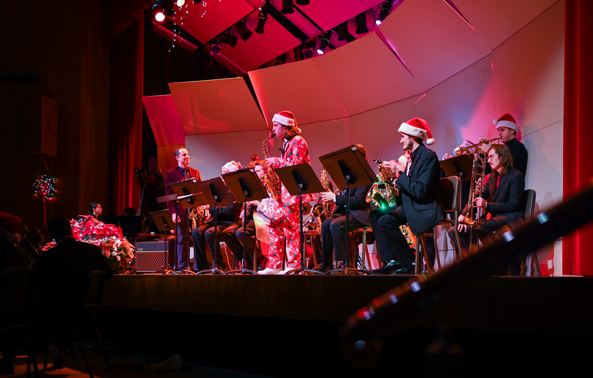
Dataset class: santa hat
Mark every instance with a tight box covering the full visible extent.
[0,212,21,234]
[493,113,518,133]
[272,111,297,127]
[398,117,435,145]
[222,161,242,172]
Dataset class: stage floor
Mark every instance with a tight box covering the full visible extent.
[102,273,593,334]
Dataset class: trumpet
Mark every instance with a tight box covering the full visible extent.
[453,138,501,156]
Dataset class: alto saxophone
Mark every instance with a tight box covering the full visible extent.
[366,159,417,248]
[261,133,282,201]
[312,168,338,219]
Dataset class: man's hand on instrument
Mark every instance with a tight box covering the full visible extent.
[320,192,336,202]
[457,215,467,232]
[480,141,491,154]
[474,197,487,209]
[172,213,177,223]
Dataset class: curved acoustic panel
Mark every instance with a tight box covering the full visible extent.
[143,95,185,146]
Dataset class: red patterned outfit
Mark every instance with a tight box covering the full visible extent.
[266,135,315,269]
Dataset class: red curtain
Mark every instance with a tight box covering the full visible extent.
[563,1,593,275]
[109,13,144,215]
[108,0,152,41]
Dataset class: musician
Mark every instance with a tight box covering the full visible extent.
[369,118,444,275]
[259,110,314,275]
[164,147,202,270]
[88,202,102,219]
[191,161,242,272]
[449,144,525,275]
[482,113,528,177]
[317,144,372,272]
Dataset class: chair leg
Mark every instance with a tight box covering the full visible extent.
[532,251,542,276]
[415,237,422,275]
[75,330,93,378]
[27,334,40,378]
[421,236,434,275]
[433,228,442,271]
[93,322,111,371]
[361,229,367,270]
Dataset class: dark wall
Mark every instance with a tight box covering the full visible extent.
[0,2,110,231]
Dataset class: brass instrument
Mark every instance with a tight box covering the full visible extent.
[453,137,501,156]
[366,159,416,248]
[312,169,338,219]
[261,133,282,201]
[189,206,209,229]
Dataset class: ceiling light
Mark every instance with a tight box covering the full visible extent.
[255,8,267,34]
[376,0,394,25]
[176,0,185,6]
[316,31,332,55]
[235,20,253,41]
[302,40,316,59]
[209,39,222,55]
[281,0,294,14]
[355,12,369,34]
[295,0,310,5]
[219,32,238,48]
[150,0,174,22]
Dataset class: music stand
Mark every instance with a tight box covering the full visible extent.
[169,180,205,275]
[440,155,473,182]
[222,168,269,275]
[150,209,175,274]
[275,163,325,275]
[196,177,233,275]
[319,145,376,275]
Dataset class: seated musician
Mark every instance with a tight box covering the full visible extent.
[448,144,525,275]
[369,118,444,275]
[317,144,372,272]
[191,161,242,272]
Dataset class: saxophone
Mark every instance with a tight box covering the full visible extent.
[312,169,338,219]
[366,159,416,248]
[261,133,282,201]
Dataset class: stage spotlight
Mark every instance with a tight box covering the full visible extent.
[334,21,354,42]
[272,53,287,66]
[355,12,369,34]
[235,20,253,41]
[281,0,294,14]
[376,0,393,25]
[209,39,222,55]
[295,0,310,5]
[219,32,238,48]
[316,31,331,55]
[176,0,185,7]
[151,0,174,22]
[255,8,267,34]
[302,40,316,59]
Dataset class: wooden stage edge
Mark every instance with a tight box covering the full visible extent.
[103,274,593,334]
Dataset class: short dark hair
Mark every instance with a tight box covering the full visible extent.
[47,216,73,242]
[489,144,514,176]
[90,202,99,212]
[174,147,187,157]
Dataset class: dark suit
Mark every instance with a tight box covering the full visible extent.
[165,166,202,270]
[370,144,444,265]
[32,237,112,350]
[320,185,371,263]
[449,168,525,258]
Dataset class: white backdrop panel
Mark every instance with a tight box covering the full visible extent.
[185,130,270,180]
[350,94,427,171]
[425,55,497,160]
[143,95,186,146]
[492,1,564,137]
[454,0,559,50]
[378,0,492,90]
[314,33,425,116]
[169,77,266,135]
[248,59,349,126]
[299,119,351,176]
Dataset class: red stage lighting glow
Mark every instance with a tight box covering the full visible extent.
[155,11,166,22]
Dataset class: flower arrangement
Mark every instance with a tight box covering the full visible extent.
[42,215,135,269]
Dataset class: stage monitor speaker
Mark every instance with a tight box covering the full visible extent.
[25,95,58,157]
[136,240,168,273]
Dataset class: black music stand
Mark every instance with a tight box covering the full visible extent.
[222,168,269,275]
[196,177,233,275]
[275,163,325,275]
[319,145,376,275]
[150,208,175,274]
[440,154,473,182]
[169,180,204,275]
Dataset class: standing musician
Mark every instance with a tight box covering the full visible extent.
[165,147,202,271]
[259,110,315,275]
[191,161,242,272]
[317,144,372,272]
[448,144,525,275]
[369,118,444,275]
[482,113,528,177]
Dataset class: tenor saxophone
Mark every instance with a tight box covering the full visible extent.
[261,133,282,201]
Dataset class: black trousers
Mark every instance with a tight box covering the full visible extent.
[171,215,189,270]
[368,206,414,266]
[192,221,238,270]
[220,221,255,264]
[320,213,365,262]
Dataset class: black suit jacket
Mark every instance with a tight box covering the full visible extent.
[482,168,525,226]
[165,166,202,217]
[334,185,372,226]
[395,144,444,235]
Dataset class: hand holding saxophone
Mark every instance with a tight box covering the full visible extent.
[473,197,487,209]
[320,191,336,202]
[457,215,467,232]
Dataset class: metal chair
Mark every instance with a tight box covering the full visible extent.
[415,176,462,275]
[348,226,373,271]
[0,268,40,378]
[522,189,538,275]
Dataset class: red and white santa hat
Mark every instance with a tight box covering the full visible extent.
[398,117,435,145]
[272,111,297,127]
[493,113,518,133]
